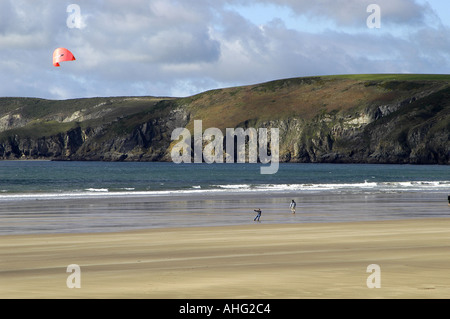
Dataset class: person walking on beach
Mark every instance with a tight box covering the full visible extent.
[290,199,296,214]
[254,209,262,222]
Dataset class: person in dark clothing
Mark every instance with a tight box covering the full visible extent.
[254,208,262,221]
[290,199,297,214]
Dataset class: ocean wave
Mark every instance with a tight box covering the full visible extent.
[214,184,251,189]
[0,180,448,201]
[210,180,450,193]
[85,188,109,192]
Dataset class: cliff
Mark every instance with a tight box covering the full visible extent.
[0,74,448,164]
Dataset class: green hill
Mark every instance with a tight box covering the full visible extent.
[0,74,449,164]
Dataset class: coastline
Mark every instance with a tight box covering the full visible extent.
[0,191,448,235]
[1,218,450,299]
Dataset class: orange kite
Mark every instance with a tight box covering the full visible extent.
[53,48,76,67]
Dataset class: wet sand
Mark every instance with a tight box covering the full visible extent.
[1,218,450,299]
[0,191,448,235]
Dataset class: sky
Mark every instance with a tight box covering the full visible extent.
[0,0,449,100]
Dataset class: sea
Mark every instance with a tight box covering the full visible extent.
[0,161,448,198]
[0,161,449,234]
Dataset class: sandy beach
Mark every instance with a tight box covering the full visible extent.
[1,217,450,299]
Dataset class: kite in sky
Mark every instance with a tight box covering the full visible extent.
[53,48,76,67]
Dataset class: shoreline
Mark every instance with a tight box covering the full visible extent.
[1,218,450,299]
[0,191,449,236]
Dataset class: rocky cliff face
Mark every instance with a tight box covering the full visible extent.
[0,75,448,164]
[280,87,449,164]
[68,106,191,161]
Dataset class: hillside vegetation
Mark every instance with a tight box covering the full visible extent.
[0,74,448,164]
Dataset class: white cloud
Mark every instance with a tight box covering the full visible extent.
[0,0,448,99]
[255,0,433,26]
